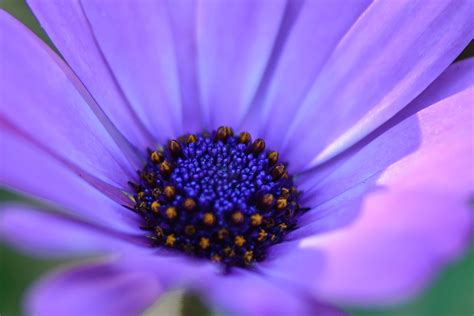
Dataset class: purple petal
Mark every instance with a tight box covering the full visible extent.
[110,253,341,316]
[26,0,155,148]
[242,0,371,143]
[266,190,472,305]
[0,12,139,197]
[25,261,162,316]
[163,0,204,132]
[402,57,474,111]
[197,0,286,128]
[200,269,343,316]
[0,132,140,233]
[280,0,473,171]
[116,251,339,316]
[118,253,219,290]
[259,60,474,304]
[299,58,474,209]
[80,0,182,140]
[0,204,142,257]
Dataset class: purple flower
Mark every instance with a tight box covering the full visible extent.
[1,1,473,315]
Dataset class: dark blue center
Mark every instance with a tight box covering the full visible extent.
[131,127,303,267]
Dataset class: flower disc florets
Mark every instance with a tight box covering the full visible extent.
[131,127,304,267]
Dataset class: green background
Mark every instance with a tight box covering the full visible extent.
[1,0,473,315]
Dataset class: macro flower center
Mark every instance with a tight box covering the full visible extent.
[130,127,304,267]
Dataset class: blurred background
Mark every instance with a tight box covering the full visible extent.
[0,0,473,315]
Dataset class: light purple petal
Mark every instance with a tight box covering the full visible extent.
[0,204,219,288]
[26,0,155,149]
[115,249,334,316]
[200,269,343,316]
[26,261,162,316]
[0,132,140,233]
[0,11,139,198]
[299,58,474,209]
[163,0,205,132]
[118,253,219,290]
[197,0,286,128]
[259,60,474,305]
[265,190,472,305]
[280,0,473,171]
[242,0,371,144]
[402,57,474,110]
[104,252,339,316]
[0,204,143,257]
[80,0,183,140]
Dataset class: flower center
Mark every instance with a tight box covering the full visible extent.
[130,127,303,267]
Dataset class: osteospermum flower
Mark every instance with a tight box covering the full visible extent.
[1,0,473,315]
